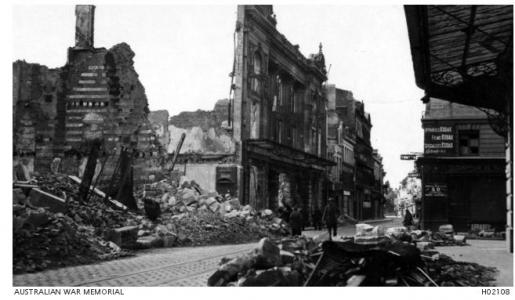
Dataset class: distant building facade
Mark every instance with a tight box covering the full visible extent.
[326,84,382,220]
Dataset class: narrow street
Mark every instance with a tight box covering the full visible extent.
[14,218,399,287]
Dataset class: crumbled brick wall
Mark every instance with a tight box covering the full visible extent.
[13,43,165,184]
[168,99,234,154]
[13,61,63,174]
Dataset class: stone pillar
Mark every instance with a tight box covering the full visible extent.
[75,5,95,48]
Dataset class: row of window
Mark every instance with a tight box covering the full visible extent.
[67,101,109,108]
[251,52,322,115]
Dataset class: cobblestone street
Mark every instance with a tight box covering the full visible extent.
[13,218,512,287]
[13,243,256,287]
[13,218,399,287]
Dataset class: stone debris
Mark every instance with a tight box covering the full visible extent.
[13,174,289,274]
[13,204,131,274]
[208,233,497,287]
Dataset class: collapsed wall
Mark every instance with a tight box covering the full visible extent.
[13,6,164,185]
[165,99,237,194]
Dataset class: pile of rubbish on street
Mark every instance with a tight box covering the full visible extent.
[384,224,468,248]
[13,174,289,273]
[207,224,497,287]
[13,204,129,274]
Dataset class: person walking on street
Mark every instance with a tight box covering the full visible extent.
[322,199,339,240]
[312,207,322,230]
[403,208,414,228]
[289,207,303,236]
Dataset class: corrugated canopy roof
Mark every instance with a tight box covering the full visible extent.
[405,5,513,112]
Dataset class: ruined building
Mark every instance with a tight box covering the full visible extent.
[166,99,236,193]
[164,5,333,215]
[230,5,334,213]
[13,5,163,185]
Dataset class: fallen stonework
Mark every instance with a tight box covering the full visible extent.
[13,173,289,274]
[207,233,497,287]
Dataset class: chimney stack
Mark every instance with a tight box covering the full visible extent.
[75,5,95,48]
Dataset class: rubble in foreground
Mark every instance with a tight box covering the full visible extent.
[13,174,289,274]
[208,230,497,287]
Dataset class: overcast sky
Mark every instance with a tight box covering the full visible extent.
[12,4,425,187]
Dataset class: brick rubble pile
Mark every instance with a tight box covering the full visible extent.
[13,174,289,274]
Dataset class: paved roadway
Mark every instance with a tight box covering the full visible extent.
[12,218,398,287]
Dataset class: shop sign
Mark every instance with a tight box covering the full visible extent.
[363,201,371,208]
[343,190,351,196]
[424,183,447,197]
[424,126,454,155]
[400,154,417,160]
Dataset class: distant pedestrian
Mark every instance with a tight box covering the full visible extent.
[403,209,414,228]
[322,199,340,239]
[312,207,322,230]
[278,206,290,223]
[289,207,303,236]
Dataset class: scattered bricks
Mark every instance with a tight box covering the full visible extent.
[346,275,366,286]
[228,199,241,210]
[104,229,122,247]
[255,238,281,268]
[113,225,138,248]
[416,241,434,251]
[28,188,66,213]
[135,237,152,249]
[453,235,466,245]
[25,211,51,228]
[261,209,273,217]
[162,235,177,247]
[13,188,27,204]
[313,232,330,243]
[208,202,221,213]
[239,269,288,286]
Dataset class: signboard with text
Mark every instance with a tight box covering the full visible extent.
[400,154,417,160]
[424,126,454,155]
[424,183,448,197]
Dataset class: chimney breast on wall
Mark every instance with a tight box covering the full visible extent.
[75,5,95,48]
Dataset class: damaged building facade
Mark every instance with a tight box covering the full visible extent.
[230,5,334,214]
[167,5,333,214]
[13,5,163,186]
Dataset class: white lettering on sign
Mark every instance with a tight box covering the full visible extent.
[65,123,83,128]
[424,126,452,133]
[80,73,97,77]
[424,142,454,149]
[67,94,107,99]
[72,87,107,92]
[78,80,96,84]
[88,65,105,70]
[431,134,453,141]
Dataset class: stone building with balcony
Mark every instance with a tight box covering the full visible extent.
[229,5,334,214]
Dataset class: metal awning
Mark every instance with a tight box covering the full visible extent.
[405,5,513,113]
[245,139,335,170]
